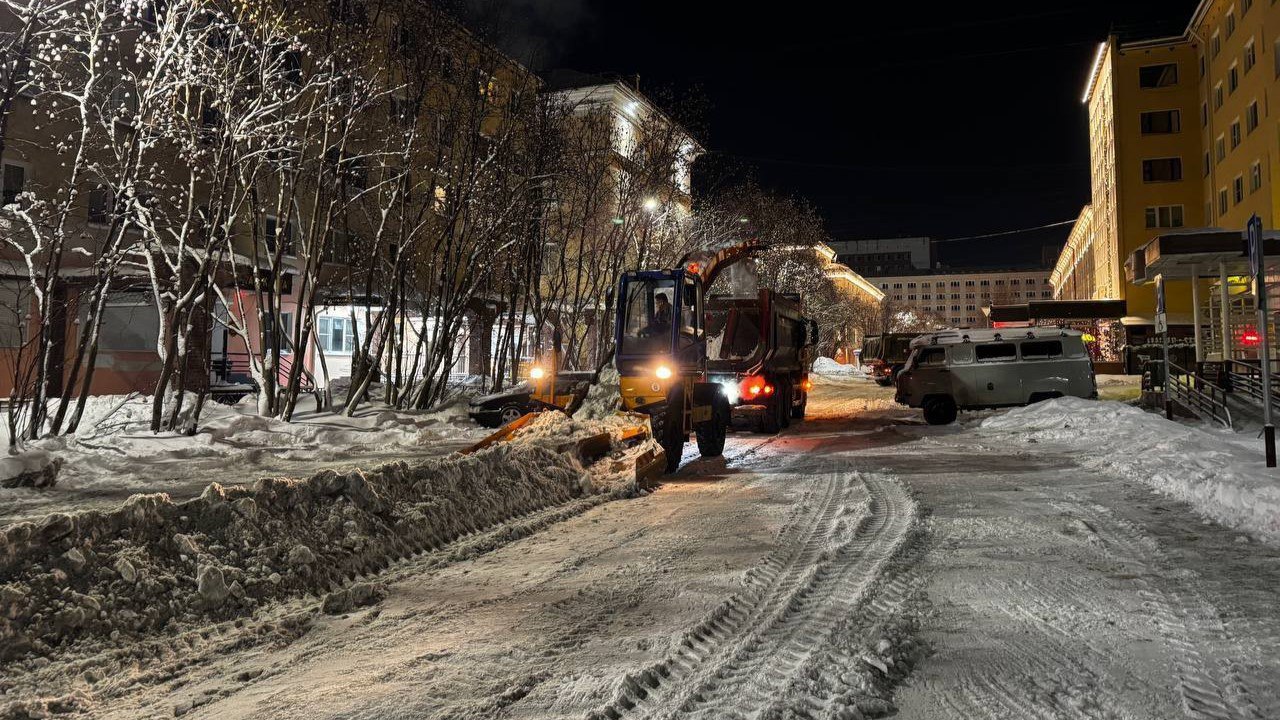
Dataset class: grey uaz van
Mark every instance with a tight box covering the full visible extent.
[894,327,1098,425]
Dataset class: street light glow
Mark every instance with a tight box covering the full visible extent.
[643,197,659,211]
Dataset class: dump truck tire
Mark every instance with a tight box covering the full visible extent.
[791,391,807,420]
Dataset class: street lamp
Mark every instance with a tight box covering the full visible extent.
[643,197,659,212]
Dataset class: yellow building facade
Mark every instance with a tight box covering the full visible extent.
[1055,0,1280,325]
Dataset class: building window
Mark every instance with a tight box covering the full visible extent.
[1229,63,1240,93]
[1145,205,1185,228]
[1226,8,1237,38]
[1215,82,1225,109]
[950,281,960,287]
[1142,157,1182,183]
[1219,188,1229,214]
[1139,63,1179,88]
[1140,109,1181,134]
[1212,32,1222,58]
[2,162,26,206]
[1243,0,1253,14]
[1205,151,1212,177]
[1245,39,1257,73]
[1247,101,1259,133]
[1202,101,1209,127]
[264,215,296,256]
[1234,175,1245,203]
[907,294,916,301]
[1200,54,1207,78]
[980,279,990,286]
[1231,119,1242,148]
[921,294,931,300]
[1251,161,1263,192]
[317,316,357,354]
[100,295,159,351]
[87,186,112,224]
[1216,134,1227,162]
[965,280,975,287]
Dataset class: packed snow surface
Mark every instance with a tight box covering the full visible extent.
[981,397,1280,544]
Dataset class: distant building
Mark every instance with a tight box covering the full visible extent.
[827,237,934,276]
[869,267,1055,329]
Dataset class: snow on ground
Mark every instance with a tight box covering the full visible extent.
[980,396,1280,544]
[812,356,863,376]
[0,393,490,525]
[0,409,657,716]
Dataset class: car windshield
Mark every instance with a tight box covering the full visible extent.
[619,277,676,356]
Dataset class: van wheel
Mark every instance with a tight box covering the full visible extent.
[922,396,958,425]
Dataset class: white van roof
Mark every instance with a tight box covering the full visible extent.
[909,327,1083,348]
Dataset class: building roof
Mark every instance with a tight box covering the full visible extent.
[864,266,1052,280]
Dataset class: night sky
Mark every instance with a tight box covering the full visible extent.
[474,0,1202,268]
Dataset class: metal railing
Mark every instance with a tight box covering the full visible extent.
[1168,362,1233,429]
[1225,358,1280,408]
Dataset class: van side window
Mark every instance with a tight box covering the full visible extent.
[1020,340,1063,360]
[1063,338,1087,358]
[949,344,974,364]
[975,343,1017,362]
[916,348,946,367]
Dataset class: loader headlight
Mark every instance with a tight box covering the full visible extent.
[654,365,673,380]
[530,367,545,380]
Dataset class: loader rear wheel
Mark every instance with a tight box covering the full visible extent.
[696,394,729,457]
[658,391,686,472]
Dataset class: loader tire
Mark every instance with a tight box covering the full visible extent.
[658,391,686,473]
[696,394,729,457]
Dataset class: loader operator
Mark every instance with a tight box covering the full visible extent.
[645,293,673,336]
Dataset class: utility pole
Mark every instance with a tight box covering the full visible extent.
[1248,215,1275,467]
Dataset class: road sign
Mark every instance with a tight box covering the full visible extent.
[1155,274,1167,334]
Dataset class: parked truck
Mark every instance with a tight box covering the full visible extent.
[704,290,819,432]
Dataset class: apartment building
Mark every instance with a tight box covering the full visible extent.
[827,237,934,277]
[1053,0,1280,323]
[871,268,1054,329]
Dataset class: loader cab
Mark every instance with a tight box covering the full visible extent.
[615,269,705,412]
[615,269,704,372]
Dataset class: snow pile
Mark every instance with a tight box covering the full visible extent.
[0,422,642,663]
[813,357,862,376]
[981,397,1280,543]
[575,367,622,421]
[0,450,59,489]
[0,393,488,522]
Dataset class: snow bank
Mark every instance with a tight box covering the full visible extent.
[0,415,647,662]
[981,398,1280,543]
[0,393,488,520]
[813,357,863,376]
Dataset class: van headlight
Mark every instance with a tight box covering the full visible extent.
[530,367,545,380]
[655,365,673,379]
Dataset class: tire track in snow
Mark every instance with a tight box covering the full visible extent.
[1055,498,1266,720]
[585,470,916,720]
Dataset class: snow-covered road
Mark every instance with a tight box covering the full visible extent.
[6,375,1280,719]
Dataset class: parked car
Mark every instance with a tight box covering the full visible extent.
[468,371,595,427]
[861,334,917,386]
[894,327,1097,425]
